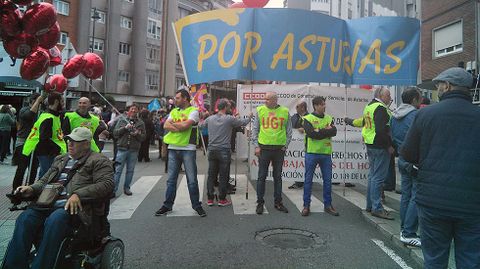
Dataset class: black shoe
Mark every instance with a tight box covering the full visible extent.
[124,189,132,196]
[155,206,172,216]
[256,203,264,215]
[195,207,207,217]
[274,203,288,213]
[395,190,402,194]
[344,183,356,187]
[288,183,303,189]
[145,159,151,162]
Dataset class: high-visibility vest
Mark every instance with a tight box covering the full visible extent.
[303,113,333,154]
[23,112,67,156]
[163,106,198,147]
[257,105,289,146]
[361,102,391,145]
[65,111,100,152]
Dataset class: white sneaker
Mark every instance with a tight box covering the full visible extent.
[400,234,421,247]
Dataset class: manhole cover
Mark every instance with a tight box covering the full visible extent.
[255,228,327,250]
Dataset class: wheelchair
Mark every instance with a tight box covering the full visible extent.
[2,192,125,269]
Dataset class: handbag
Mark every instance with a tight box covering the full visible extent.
[35,183,65,208]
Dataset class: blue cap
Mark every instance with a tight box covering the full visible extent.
[432,67,473,88]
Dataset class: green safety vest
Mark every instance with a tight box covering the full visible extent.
[303,114,333,154]
[163,106,198,147]
[65,111,100,152]
[23,112,67,156]
[257,105,289,146]
[361,102,392,145]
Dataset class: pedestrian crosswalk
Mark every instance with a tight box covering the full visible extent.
[108,174,396,219]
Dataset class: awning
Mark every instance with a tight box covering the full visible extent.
[0,76,43,90]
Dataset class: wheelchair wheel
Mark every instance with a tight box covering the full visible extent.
[100,240,124,269]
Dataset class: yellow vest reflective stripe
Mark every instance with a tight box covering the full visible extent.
[163,106,198,146]
[257,105,289,146]
[65,111,100,152]
[22,112,67,156]
[303,114,333,154]
[361,102,391,145]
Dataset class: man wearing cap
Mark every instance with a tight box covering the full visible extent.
[401,67,480,269]
[4,127,114,269]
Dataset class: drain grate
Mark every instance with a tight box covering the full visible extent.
[255,228,328,250]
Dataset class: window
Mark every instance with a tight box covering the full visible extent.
[120,16,133,29]
[89,38,104,52]
[433,20,463,58]
[118,71,130,82]
[149,0,162,13]
[54,0,69,16]
[119,42,131,55]
[178,7,191,19]
[91,9,106,24]
[146,44,161,63]
[147,19,161,40]
[146,70,159,91]
[58,32,68,45]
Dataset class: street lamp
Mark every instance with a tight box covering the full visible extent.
[89,7,101,100]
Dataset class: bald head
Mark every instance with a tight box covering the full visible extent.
[265,91,278,109]
[77,97,91,114]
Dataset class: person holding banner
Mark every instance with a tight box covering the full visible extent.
[155,89,206,217]
[346,87,394,220]
[401,67,480,269]
[301,97,339,217]
[252,92,292,214]
[288,101,308,190]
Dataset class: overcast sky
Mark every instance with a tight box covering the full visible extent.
[233,0,284,8]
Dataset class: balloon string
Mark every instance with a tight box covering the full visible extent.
[82,77,129,124]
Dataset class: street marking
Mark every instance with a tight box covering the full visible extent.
[282,184,324,213]
[371,239,413,269]
[332,185,396,212]
[109,176,161,220]
[231,174,268,215]
[168,175,205,217]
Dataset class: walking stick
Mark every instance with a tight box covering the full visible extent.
[25,151,35,186]
[343,85,348,197]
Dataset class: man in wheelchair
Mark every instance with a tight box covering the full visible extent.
[3,127,115,269]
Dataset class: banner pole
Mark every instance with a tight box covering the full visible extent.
[343,85,348,197]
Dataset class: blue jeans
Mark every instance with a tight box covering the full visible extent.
[3,208,72,269]
[384,153,396,190]
[37,155,55,179]
[304,153,332,207]
[114,149,138,192]
[398,157,418,238]
[366,147,389,212]
[163,150,201,210]
[257,148,284,204]
[418,206,480,269]
[206,149,231,200]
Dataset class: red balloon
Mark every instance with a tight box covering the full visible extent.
[3,32,38,58]
[62,54,86,79]
[44,74,68,93]
[242,0,269,8]
[39,46,62,67]
[81,53,104,80]
[20,49,50,80]
[229,2,247,8]
[0,2,23,36]
[37,22,60,49]
[22,3,57,35]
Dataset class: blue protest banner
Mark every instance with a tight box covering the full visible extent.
[174,8,420,86]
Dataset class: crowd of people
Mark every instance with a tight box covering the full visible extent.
[2,66,479,269]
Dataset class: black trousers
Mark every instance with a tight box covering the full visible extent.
[12,145,39,191]
[138,136,151,161]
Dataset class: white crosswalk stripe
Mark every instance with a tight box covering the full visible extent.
[282,184,324,213]
[331,185,396,212]
[231,174,268,215]
[168,175,205,217]
[109,176,162,220]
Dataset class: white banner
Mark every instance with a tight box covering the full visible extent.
[236,84,377,183]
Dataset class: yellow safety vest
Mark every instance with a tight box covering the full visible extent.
[303,113,333,154]
[23,112,67,156]
[65,111,100,152]
[257,105,289,146]
[361,102,391,145]
[163,106,198,147]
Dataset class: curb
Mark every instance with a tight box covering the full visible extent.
[360,210,424,268]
